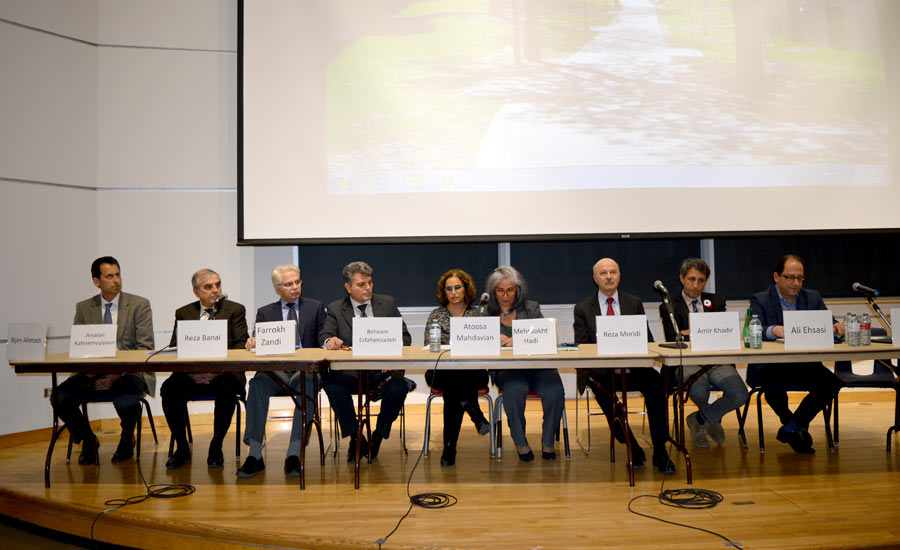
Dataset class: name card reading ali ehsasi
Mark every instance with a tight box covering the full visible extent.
[450,317,500,356]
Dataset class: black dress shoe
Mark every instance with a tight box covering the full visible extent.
[110,437,134,463]
[346,435,368,463]
[541,450,557,461]
[518,450,535,462]
[207,446,225,468]
[369,433,384,461]
[236,456,266,478]
[475,418,491,436]
[652,450,676,474]
[440,445,456,467]
[284,455,300,477]
[629,444,646,467]
[777,426,815,454]
[166,449,191,470]
[78,435,100,466]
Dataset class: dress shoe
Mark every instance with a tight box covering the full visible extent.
[111,436,135,463]
[369,432,384,461]
[652,450,676,474]
[705,418,726,445]
[517,449,534,462]
[166,448,191,470]
[777,426,815,454]
[284,455,300,477]
[629,444,646,467]
[346,435,368,463]
[207,446,225,468]
[236,456,265,478]
[77,435,100,466]
[686,412,709,448]
[541,450,557,461]
[474,418,491,436]
[440,445,456,467]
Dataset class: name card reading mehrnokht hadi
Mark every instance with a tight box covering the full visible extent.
[595,315,648,355]
[783,310,834,350]
[450,316,500,356]
[254,320,296,356]
[512,318,558,356]
[352,317,403,356]
[69,324,117,359]
[688,311,741,351]
[177,319,228,358]
[7,323,48,361]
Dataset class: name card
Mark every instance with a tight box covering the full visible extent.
[7,323,48,361]
[352,317,403,356]
[255,320,296,356]
[689,311,740,351]
[69,324,117,358]
[892,308,900,347]
[512,318,558,356]
[450,317,500,356]
[177,320,228,358]
[783,310,833,350]
[595,315,648,355]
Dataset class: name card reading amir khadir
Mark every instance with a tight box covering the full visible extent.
[69,324,117,359]
[7,323,48,361]
[512,318,558,356]
[595,315,648,355]
[352,317,403,356]
[177,319,228,358]
[688,311,741,351]
[254,320,296,356]
[450,316,500,356]
[783,310,834,350]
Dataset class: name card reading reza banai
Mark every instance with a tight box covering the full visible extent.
[177,319,228,358]
[450,317,500,356]
[7,323,48,361]
[353,317,403,356]
[512,318,558,356]
[595,315,648,355]
[783,310,834,350]
[689,311,741,351]
[69,324,117,359]
[255,320,296,356]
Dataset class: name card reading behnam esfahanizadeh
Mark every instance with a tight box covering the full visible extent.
[783,310,834,350]
[254,320,296,356]
[689,311,741,351]
[352,317,403,356]
[595,315,648,355]
[512,318,558,356]
[177,319,228,358]
[450,316,500,356]
[69,324,117,359]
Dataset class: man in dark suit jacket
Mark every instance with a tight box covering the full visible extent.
[53,256,154,465]
[659,258,748,448]
[319,261,412,462]
[573,258,675,473]
[749,254,843,454]
[162,268,249,469]
[236,264,326,478]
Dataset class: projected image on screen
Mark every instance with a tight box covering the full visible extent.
[326,0,889,195]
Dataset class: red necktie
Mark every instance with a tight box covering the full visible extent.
[606,297,615,316]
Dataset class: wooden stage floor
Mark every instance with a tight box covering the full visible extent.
[1,395,899,550]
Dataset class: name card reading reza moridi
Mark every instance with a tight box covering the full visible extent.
[352,317,403,356]
[783,310,834,350]
[512,318,558,356]
[595,315,648,355]
[255,320,296,356]
[689,311,741,351]
[69,324,117,359]
[450,317,500,356]
[177,319,228,358]
[7,323,48,361]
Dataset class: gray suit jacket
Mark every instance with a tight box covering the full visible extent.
[73,291,156,394]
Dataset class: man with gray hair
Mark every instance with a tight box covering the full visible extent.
[236,264,325,478]
[319,261,412,462]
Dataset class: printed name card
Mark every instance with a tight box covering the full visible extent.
[892,308,900,347]
[7,323,48,361]
[352,317,403,356]
[177,320,228,358]
[450,317,500,356]
[689,311,741,351]
[69,324,117,358]
[255,320,296,356]
[595,315,648,355]
[512,318,558,356]
[783,310,834,350]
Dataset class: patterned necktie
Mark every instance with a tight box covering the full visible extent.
[202,307,215,320]
[358,304,368,318]
[606,297,615,316]
[103,303,113,324]
[286,302,300,347]
[691,299,699,313]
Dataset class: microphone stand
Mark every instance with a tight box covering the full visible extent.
[865,295,892,335]
[658,292,687,350]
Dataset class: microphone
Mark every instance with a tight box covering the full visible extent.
[476,292,490,316]
[652,280,669,296]
[852,282,879,297]
[211,293,228,319]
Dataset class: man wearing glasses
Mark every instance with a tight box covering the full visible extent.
[749,254,844,454]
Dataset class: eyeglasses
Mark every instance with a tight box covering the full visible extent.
[495,287,517,296]
[279,280,302,288]
[444,285,464,293]
[779,275,805,282]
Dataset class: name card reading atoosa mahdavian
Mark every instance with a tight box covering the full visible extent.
[352,317,403,356]
[783,310,834,350]
[450,317,500,356]
[595,315,648,355]
[69,324,117,359]
[512,318,558,356]
[255,320,296,356]
[177,319,228,358]
[689,311,740,351]
[7,323,48,361]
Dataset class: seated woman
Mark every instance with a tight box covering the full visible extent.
[424,269,491,467]
[485,266,564,462]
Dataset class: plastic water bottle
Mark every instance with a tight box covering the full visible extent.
[847,313,861,347]
[860,313,871,346]
[428,321,441,352]
[749,315,763,349]
[743,308,753,349]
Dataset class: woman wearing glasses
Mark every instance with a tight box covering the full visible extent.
[485,266,564,462]
[424,269,491,467]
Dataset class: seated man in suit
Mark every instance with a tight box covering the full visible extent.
[52,256,154,465]
[236,264,325,478]
[750,254,844,454]
[573,258,675,473]
[659,258,748,448]
[162,269,249,469]
[319,261,412,462]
